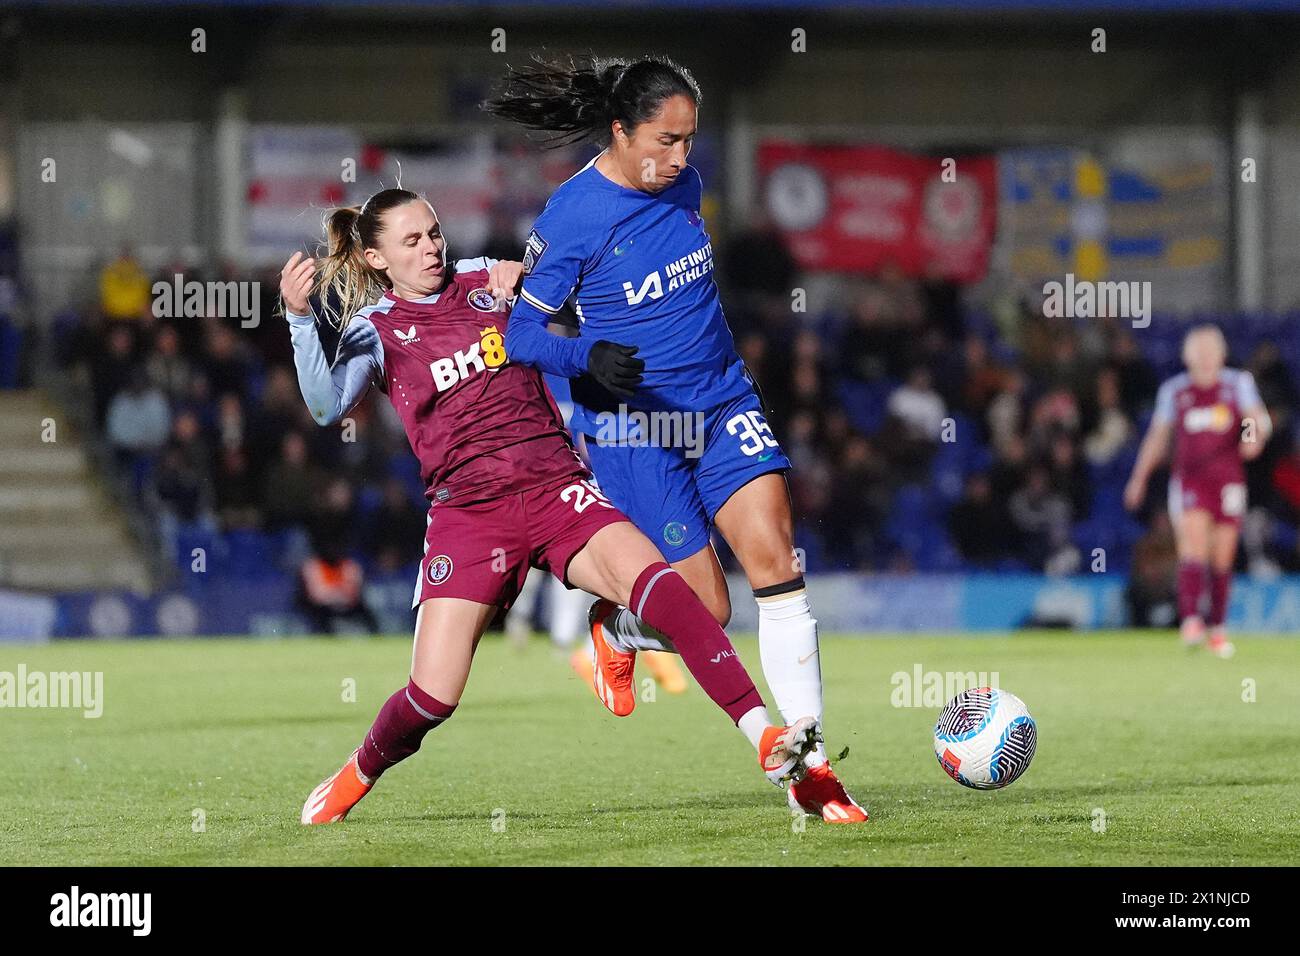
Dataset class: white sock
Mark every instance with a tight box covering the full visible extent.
[757,586,826,767]
[602,607,677,654]
[736,705,770,750]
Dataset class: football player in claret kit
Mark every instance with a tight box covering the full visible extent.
[1125,325,1272,658]
[484,54,867,823]
[281,188,821,824]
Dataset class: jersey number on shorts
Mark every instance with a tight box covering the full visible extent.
[727,410,780,457]
[561,479,614,513]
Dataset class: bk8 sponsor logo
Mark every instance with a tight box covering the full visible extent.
[430,325,508,392]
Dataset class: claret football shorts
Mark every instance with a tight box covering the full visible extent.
[412,473,629,610]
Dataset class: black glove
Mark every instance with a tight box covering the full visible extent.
[587,340,644,399]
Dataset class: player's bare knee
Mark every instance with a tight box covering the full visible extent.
[746,552,801,591]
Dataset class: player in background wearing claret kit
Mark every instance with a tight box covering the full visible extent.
[282,188,821,824]
[1125,325,1272,658]
[484,54,866,823]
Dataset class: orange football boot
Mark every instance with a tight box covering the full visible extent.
[758,716,822,786]
[1207,626,1236,659]
[301,750,373,825]
[1180,615,1206,648]
[789,762,869,823]
[588,599,637,716]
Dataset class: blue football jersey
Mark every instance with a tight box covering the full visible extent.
[505,152,753,435]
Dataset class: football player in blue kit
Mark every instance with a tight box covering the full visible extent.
[485,54,866,823]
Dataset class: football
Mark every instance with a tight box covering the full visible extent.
[934,688,1037,790]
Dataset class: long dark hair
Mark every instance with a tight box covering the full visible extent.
[481,53,701,148]
[316,188,423,329]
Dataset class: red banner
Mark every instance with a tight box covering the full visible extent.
[757,142,997,281]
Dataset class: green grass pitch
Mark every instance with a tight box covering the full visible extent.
[2,631,1297,866]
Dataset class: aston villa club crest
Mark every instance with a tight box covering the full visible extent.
[426,554,454,586]
[467,288,498,312]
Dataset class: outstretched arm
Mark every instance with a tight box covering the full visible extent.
[1124,418,1172,510]
[280,251,382,426]
[286,310,382,426]
[1124,379,1175,511]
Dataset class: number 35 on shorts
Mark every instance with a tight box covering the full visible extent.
[727,409,780,457]
[561,479,614,513]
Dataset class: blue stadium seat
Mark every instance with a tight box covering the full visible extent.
[224,529,275,577]
[836,379,895,435]
[1270,520,1298,554]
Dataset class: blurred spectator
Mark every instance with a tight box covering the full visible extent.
[1026,386,1080,458]
[154,445,210,526]
[366,478,429,571]
[297,553,379,635]
[215,392,245,451]
[1126,511,1178,627]
[247,365,312,486]
[310,477,360,562]
[1108,331,1159,418]
[739,329,792,428]
[953,333,1010,419]
[145,324,194,403]
[262,432,320,531]
[1083,366,1133,465]
[166,409,211,478]
[295,476,378,630]
[986,368,1027,452]
[1040,327,1093,397]
[1270,428,1300,523]
[105,369,170,462]
[201,322,254,399]
[213,446,259,528]
[92,324,137,425]
[1247,342,1298,411]
[843,278,922,382]
[883,366,947,482]
[824,435,887,568]
[718,211,798,304]
[949,473,1012,566]
[888,366,946,442]
[99,245,152,321]
[1008,465,1074,571]
[989,432,1030,499]
[1046,430,1090,519]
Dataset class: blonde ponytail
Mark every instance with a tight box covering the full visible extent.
[314,206,387,330]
